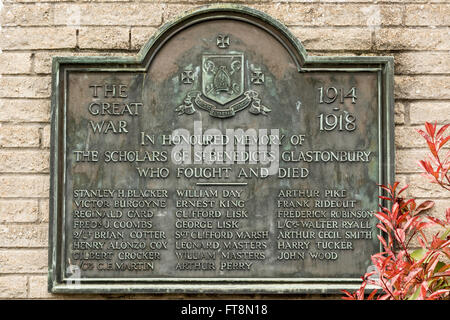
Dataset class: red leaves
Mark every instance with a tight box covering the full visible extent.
[417,122,450,191]
[341,272,378,300]
[395,228,406,243]
[415,201,435,216]
[427,289,450,300]
[342,183,449,300]
[446,208,450,224]
[419,281,429,300]
[341,290,355,300]
[436,123,450,142]
[341,123,450,300]
[428,216,447,228]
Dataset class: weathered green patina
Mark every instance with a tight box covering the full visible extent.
[49,4,394,294]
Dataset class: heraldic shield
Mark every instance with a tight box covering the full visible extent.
[202,54,244,105]
[175,36,271,118]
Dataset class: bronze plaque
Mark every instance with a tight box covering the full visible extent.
[49,5,394,294]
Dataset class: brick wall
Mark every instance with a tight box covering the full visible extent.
[0,0,448,299]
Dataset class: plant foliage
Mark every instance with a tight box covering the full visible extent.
[342,122,450,300]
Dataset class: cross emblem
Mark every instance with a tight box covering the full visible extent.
[251,70,264,85]
[216,34,230,49]
[181,70,194,84]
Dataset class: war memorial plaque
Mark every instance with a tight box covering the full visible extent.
[49,6,394,294]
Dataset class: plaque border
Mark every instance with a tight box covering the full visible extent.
[49,4,395,294]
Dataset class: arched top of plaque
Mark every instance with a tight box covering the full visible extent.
[138,4,308,71]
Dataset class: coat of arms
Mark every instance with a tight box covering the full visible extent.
[175,35,271,118]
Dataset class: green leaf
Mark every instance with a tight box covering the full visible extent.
[434,261,446,273]
[408,286,420,300]
[440,227,450,240]
[411,248,427,261]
